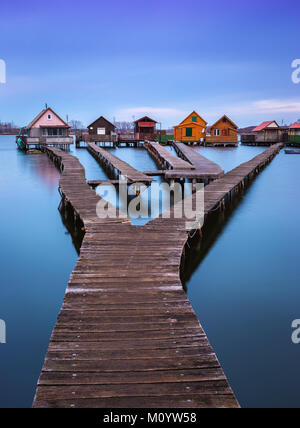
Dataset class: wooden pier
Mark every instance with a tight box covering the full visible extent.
[87,143,154,185]
[153,143,283,231]
[32,142,282,408]
[76,134,117,149]
[145,141,224,186]
[16,136,73,151]
[146,141,194,170]
[170,143,224,181]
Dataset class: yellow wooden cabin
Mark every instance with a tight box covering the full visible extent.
[174,111,207,143]
[206,115,238,146]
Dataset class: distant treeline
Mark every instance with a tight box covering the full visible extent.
[0,121,20,134]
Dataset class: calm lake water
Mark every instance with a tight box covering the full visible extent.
[0,136,299,408]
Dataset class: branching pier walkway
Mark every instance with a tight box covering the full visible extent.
[33,143,282,408]
[152,143,283,231]
[88,142,154,185]
[172,142,224,180]
[33,147,239,409]
[146,141,195,170]
[145,141,224,184]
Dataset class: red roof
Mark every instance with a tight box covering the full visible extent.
[252,121,278,132]
[289,122,300,129]
[138,122,155,128]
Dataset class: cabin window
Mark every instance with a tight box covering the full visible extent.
[186,128,193,137]
[214,129,220,136]
[97,128,106,135]
[90,127,93,130]
[192,116,197,123]
[43,128,63,136]
[222,117,227,123]
[47,114,52,120]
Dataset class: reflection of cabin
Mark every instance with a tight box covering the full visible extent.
[16,107,73,150]
[289,122,300,143]
[134,116,157,141]
[206,115,238,146]
[88,116,116,138]
[174,111,207,144]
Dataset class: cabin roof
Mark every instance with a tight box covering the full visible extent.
[134,116,157,124]
[289,122,300,129]
[210,114,238,129]
[28,107,70,129]
[175,111,207,127]
[88,116,116,129]
[252,121,279,132]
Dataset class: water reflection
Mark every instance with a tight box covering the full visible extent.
[0,136,77,408]
[184,150,300,408]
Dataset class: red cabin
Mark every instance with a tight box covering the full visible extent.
[134,116,157,141]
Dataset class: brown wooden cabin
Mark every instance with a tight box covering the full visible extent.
[252,121,281,144]
[134,116,157,141]
[88,116,116,137]
[206,115,238,146]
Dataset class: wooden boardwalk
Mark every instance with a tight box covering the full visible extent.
[146,141,223,183]
[87,142,153,185]
[32,146,241,409]
[33,143,282,408]
[172,142,224,179]
[152,144,283,231]
[146,142,195,170]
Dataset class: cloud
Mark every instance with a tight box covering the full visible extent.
[252,99,300,114]
[221,99,300,116]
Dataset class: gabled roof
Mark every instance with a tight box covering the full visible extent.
[289,122,300,129]
[28,107,69,129]
[88,116,116,129]
[134,116,157,124]
[175,111,207,127]
[253,121,279,132]
[211,114,238,129]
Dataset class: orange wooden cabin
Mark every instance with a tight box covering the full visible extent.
[174,111,207,143]
[206,115,238,146]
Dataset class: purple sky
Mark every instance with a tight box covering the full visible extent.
[0,0,300,127]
